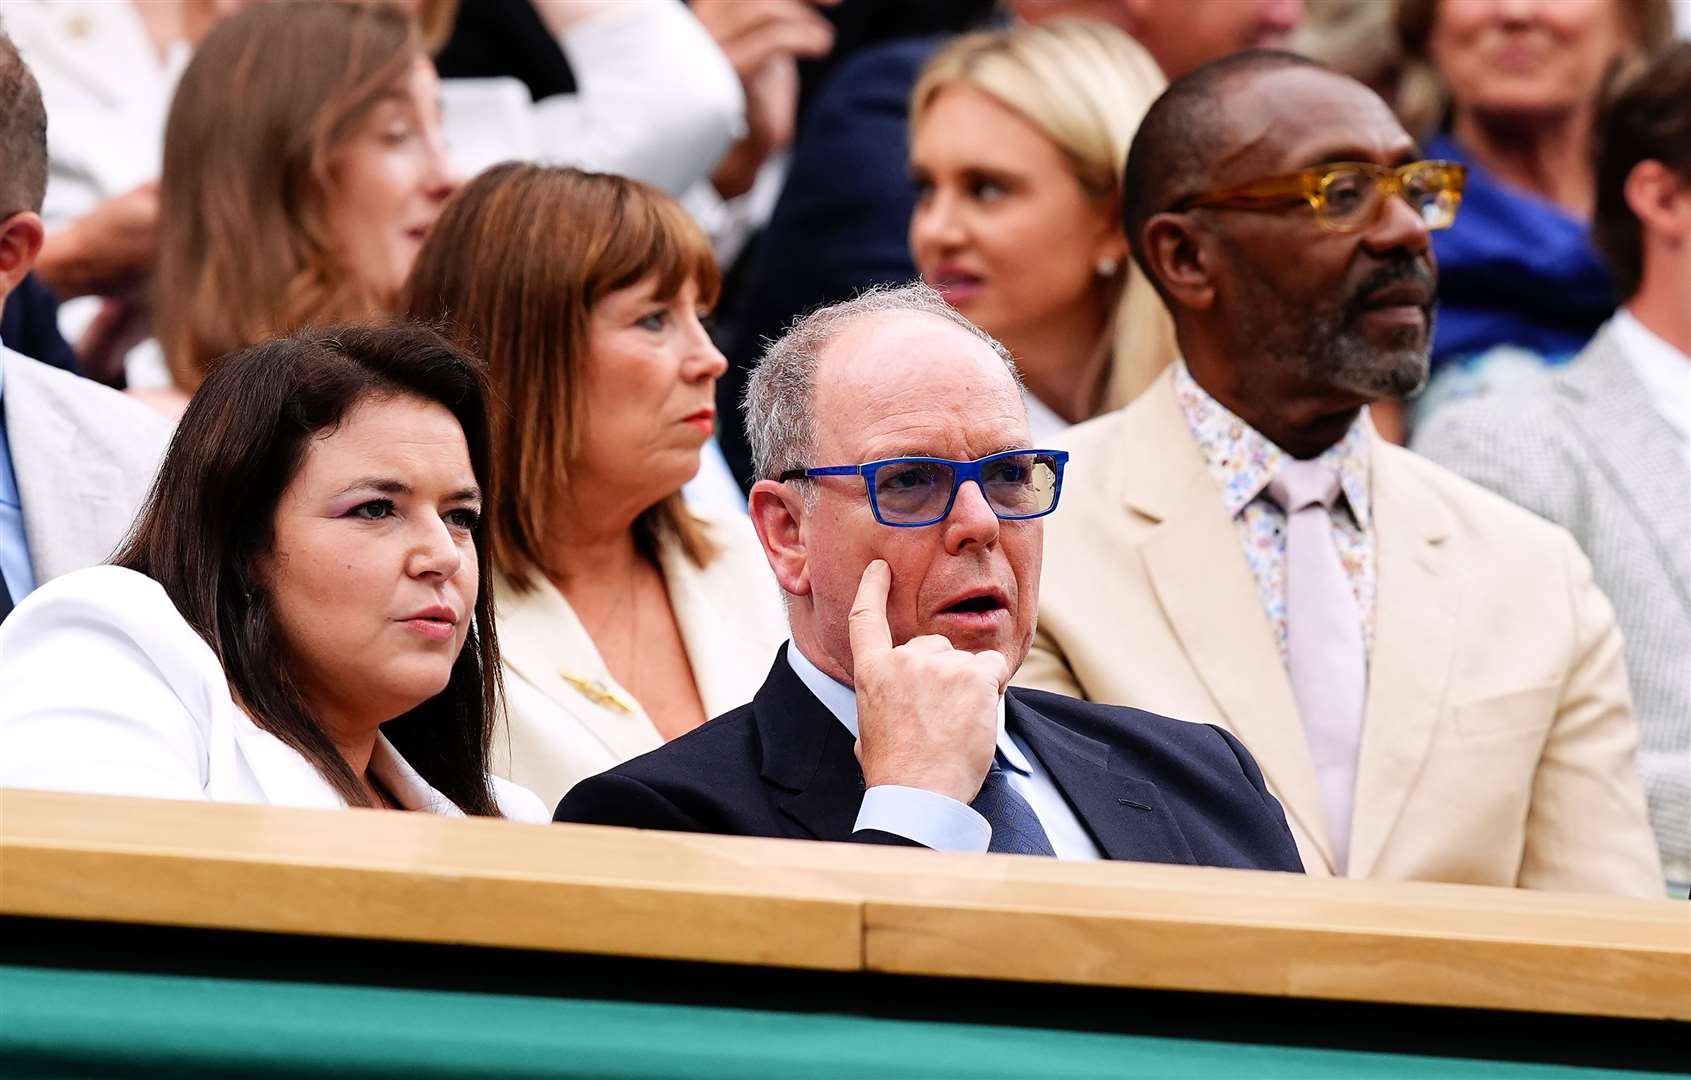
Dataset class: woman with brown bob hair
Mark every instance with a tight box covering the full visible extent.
[0,322,546,820]
[404,164,786,807]
[144,2,458,415]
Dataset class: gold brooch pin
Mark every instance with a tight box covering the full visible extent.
[561,673,636,715]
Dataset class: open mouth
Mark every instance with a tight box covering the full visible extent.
[940,591,1008,616]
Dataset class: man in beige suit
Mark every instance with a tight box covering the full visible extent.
[1018,51,1662,896]
[0,30,169,623]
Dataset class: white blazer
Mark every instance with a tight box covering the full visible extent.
[0,566,548,821]
[494,508,787,807]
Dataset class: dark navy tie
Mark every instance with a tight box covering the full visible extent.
[0,571,12,625]
[971,749,1056,856]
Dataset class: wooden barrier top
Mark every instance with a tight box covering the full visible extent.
[3,788,1686,1021]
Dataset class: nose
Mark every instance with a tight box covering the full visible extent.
[683,312,728,382]
[910,186,966,259]
[424,129,462,202]
[941,478,1000,555]
[1363,185,1433,259]
[1262,0,1305,37]
[407,515,464,582]
[1493,0,1541,26]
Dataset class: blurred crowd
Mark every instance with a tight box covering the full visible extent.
[0,1,1686,900]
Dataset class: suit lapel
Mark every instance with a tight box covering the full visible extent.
[1007,693,1195,864]
[1559,332,1691,612]
[493,572,664,764]
[658,528,779,717]
[1348,446,1456,877]
[752,648,866,842]
[4,352,124,582]
[1127,377,1336,872]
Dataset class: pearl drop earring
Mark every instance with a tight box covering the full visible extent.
[1095,257,1119,277]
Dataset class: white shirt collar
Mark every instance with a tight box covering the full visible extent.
[783,641,1030,774]
[1610,309,1690,446]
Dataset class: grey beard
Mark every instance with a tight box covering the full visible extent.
[1307,301,1433,400]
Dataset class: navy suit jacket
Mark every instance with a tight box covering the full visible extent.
[555,648,1305,872]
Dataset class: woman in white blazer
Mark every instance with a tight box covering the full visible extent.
[0,323,546,821]
[404,165,787,807]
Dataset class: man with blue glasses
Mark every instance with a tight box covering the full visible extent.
[558,283,1303,873]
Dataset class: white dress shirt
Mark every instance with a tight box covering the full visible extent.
[1611,308,1691,468]
[785,643,1100,859]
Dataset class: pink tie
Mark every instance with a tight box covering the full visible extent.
[1267,460,1366,873]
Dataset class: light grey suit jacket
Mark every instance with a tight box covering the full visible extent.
[1,347,171,583]
[1415,322,1690,886]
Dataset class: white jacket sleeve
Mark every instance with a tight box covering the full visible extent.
[531,0,745,194]
[0,566,215,800]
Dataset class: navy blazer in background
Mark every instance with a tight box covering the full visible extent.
[715,37,939,491]
[556,646,1306,872]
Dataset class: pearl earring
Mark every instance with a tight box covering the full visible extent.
[1095,257,1119,277]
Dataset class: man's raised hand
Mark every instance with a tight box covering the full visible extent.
[847,560,1002,804]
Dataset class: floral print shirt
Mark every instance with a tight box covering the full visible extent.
[1172,363,1376,663]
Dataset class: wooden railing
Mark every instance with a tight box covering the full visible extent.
[2,788,1686,1021]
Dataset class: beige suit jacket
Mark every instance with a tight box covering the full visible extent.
[1018,369,1662,897]
[2,347,171,582]
[492,507,788,808]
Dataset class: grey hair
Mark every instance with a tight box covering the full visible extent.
[741,282,1022,483]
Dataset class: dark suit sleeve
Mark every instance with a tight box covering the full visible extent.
[850,830,923,848]
[554,772,711,832]
[1209,726,1305,873]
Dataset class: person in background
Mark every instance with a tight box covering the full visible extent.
[142,2,458,417]
[716,0,1305,490]
[909,19,1173,436]
[427,0,745,195]
[0,28,169,623]
[402,165,786,807]
[0,323,547,821]
[1387,0,1673,434]
[1020,51,1662,896]
[1415,43,1691,894]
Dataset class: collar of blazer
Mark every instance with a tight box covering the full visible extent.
[1556,325,1691,611]
[1108,368,1456,876]
[752,644,1196,862]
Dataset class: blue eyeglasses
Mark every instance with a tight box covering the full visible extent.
[779,449,1069,528]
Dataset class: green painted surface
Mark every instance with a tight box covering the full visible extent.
[0,964,1671,1079]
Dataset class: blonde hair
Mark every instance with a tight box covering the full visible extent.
[1394,0,1675,138]
[911,18,1176,412]
[154,2,421,390]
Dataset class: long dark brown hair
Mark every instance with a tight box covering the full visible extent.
[401,164,721,593]
[113,322,502,815]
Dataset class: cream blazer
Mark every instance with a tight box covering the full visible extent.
[0,566,548,821]
[493,507,787,807]
[1017,369,1662,897]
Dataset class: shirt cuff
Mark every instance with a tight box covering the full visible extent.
[854,785,991,853]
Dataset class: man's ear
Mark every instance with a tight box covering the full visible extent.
[748,479,811,599]
[1625,159,1691,241]
[0,211,45,300]
[1142,212,1217,313]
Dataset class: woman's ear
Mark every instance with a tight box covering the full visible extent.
[0,211,45,301]
[748,479,811,599]
[1142,212,1217,313]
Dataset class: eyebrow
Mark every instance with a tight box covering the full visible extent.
[332,477,482,503]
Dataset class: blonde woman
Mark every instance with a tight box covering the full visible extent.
[145,2,458,415]
[403,165,786,806]
[908,19,1175,432]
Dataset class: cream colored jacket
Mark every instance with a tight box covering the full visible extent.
[1017,370,1662,897]
[493,507,787,808]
